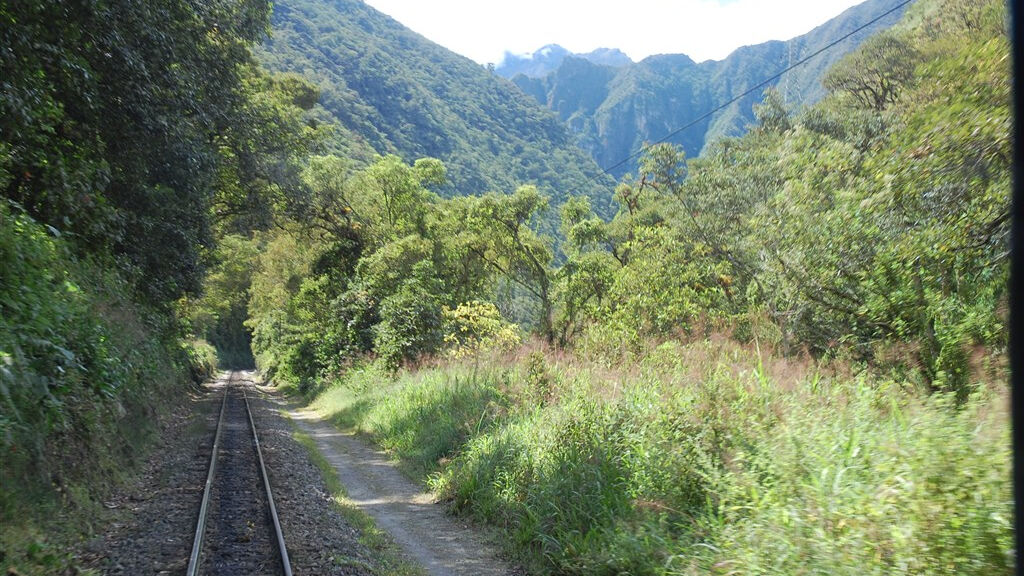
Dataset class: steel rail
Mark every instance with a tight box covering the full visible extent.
[186,372,231,576]
[186,372,293,575]
[243,386,294,576]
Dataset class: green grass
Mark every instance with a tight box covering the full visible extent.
[310,363,508,478]
[292,429,425,576]
[306,342,1012,575]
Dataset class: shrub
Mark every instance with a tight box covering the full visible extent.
[442,300,522,359]
[184,339,219,383]
[374,262,445,368]
[1,202,198,572]
[311,341,1012,575]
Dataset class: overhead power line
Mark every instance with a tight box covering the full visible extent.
[600,0,915,176]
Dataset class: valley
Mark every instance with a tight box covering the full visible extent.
[501,0,910,176]
[0,0,1012,574]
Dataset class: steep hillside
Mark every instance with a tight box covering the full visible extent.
[257,0,616,214]
[512,0,909,177]
[495,44,632,79]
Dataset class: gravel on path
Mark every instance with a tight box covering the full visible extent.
[273,392,519,576]
[75,382,220,575]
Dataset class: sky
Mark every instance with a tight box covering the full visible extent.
[362,0,866,65]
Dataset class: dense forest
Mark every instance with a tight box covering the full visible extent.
[0,0,1012,573]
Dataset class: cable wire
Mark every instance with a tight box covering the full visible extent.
[600,0,915,176]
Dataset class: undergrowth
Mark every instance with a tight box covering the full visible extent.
[0,204,215,574]
[307,341,1012,575]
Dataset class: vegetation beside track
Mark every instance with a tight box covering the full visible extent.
[307,342,1010,575]
[0,204,220,574]
[1,0,302,570]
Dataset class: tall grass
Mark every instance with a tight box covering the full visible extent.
[309,341,1012,575]
[312,363,509,477]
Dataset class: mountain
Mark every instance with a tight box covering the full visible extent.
[256,0,616,216]
[582,48,634,69]
[496,44,633,79]
[510,0,909,177]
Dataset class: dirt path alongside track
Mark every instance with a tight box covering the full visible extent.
[265,392,519,576]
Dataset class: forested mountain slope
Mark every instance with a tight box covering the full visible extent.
[512,0,909,177]
[257,0,616,214]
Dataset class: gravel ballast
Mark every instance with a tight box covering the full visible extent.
[76,372,384,575]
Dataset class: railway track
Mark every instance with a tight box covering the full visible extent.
[187,372,293,576]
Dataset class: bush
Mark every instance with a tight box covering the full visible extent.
[1,202,199,572]
[309,341,1012,575]
[0,202,115,451]
[442,300,522,359]
[373,262,445,369]
[184,339,219,384]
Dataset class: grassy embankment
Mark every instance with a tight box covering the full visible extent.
[0,204,218,575]
[304,340,1011,575]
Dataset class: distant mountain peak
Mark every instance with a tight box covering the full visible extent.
[579,47,633,68]
[506,0,908,178]
[535,44,569,58]
[495,45,632,79]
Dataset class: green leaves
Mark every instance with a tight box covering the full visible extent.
[550,0,1009,381]
[463,186,557,342]
[1,0,301,305]
[823,30,920,111]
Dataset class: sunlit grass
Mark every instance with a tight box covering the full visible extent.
[306,341,1012,575]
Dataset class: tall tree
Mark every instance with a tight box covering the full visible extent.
[823,30,919,111]
[0,0,307,304]
[465,186,557,343]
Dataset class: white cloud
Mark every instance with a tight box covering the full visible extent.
[363,0,866,64]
